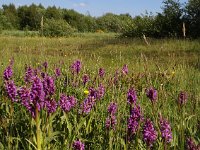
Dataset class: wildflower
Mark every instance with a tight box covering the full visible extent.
[80,96,95,114]
[99,68,105,78]
[128,105,142,135]
[108,102,117,115]
[5,80,17,102]
[159,117,172,143]
[97,84,105,99]
[73,140,85,150]
[70,60,82,74]
[30,76,45,111]
[59,94,76,112]
[146,87,158,103]
[45,98,57,114]
[84,90,89,95]
[106,102,117,130]
[127,88,137,105]
[186,137,198,150]
[105,115,117,130]
[43,76,55,96]
[43,61,48,71]
[82,74,89,85]
[114,69,120,84]
[55,68,61,77]
[143,119,157,147]
[41,72,46,79]
[34,69,39,76]
[18,87,35,117]
[18,87,31,106]
[89,87,97,98]
[3,66,13,81]
[24,66,33,83]
[171,71,175,76]
[178,91,188,106]
[122,64,128,75]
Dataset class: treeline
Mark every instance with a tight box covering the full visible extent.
[0,0,200,38]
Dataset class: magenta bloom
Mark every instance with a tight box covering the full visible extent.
[43,76,55,96]
[18,87,31,106]
[5,80,17,102]
[106,102,117,130]
[143,119,157,147]
[30,76,45,111]
[122,64,128,75]
[128,105,142,135]
[45,98,57,114]
[73,140,85,150]
[186,137,198,150]
[55,68,61,77]
[97,84,105,99]
[113,70,119,85]
[71,60,82,74]
[127,88,137,105]
[59,94,76,112]
[18,87,35,117]
[159,117,172,143]
[80,96,95,115]
[146,87,158,103]
[107,102,117,115]
[82,74,89,85]
[3,66,13,81]
[24,66,33,83]
[43,61,48,71]
[99,68,105,78]
[89,87,97,98]
[105,115,117,130]
[178,91,188,106]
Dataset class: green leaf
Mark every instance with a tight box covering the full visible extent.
[44,131,61,147]
[25,138,37,150]
[119,137,126,150]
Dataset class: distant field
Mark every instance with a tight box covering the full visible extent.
[0,33,199,71]
[0,33,200,149]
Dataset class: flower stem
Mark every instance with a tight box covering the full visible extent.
[35,107,41,150]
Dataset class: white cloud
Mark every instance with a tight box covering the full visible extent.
[73,2,87,7]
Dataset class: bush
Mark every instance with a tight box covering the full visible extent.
[42,19,76,37]
[122,15,157,37]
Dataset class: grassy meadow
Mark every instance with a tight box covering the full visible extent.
[0,33,200,149]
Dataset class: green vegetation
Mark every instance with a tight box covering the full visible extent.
[0,0,200,38]
[0,33,200,150]
[42,19,76,37]
[0,0,200,149]
[0,34,200,149]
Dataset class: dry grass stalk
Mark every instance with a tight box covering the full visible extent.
[143,34,150,45]
[182,22,186,38]
[41,16,44,36]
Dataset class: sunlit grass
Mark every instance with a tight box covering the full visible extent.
[0,33,200,149]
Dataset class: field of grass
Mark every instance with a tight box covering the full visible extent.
[0,33,200,149]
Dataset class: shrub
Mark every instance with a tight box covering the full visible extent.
[42,19,76,37]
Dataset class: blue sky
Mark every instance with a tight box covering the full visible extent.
[0,0,187,16]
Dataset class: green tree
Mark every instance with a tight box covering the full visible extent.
[0,9,13,30]
[185,0,200,38]
[45,6,63,19]
[18,4,45,30]
[2,4,19,29]
[63,9,97,32]
[122,14,157,37]
[159,0,184,37]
